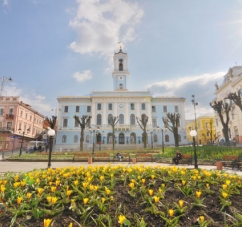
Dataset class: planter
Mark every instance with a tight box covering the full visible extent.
[132,158,137,164]
[216,161,223,170]
[88,157,92,164]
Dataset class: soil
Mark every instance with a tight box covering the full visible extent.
[0,178,241,227]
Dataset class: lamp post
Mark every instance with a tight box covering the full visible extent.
[18,127,30,156]
[89,127,100,157]
[191,95,198,145]
[190,129,198,169]
[0,77,13,97]
[161,127,167,153]
[98,131,105,151]
[47,128,55,168]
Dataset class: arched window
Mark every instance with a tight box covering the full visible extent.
[74,135,78,143]
[130,133,136,144]
[62,135,67,143]
[97,114,102,125]
[86,135,90,143]
[108,133,113,144]
[119,133,125,144]
[154,134,158,142]
[178,134,181,142]
[130,114,135,125]
[119,114,124,124]
[165,135,169,142]
[119,84,123,89]
[108,114,113,125]
[119,59,123,71]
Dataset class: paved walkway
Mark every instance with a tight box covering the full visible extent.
[0,159,242,176]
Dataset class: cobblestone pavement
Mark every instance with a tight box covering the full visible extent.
[0,159,242,176]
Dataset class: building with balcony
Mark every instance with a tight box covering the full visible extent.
[212,66,242,144]
[55,48,187,150]
[0,96,45,152]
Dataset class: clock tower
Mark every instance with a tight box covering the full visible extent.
[112,46,130,91]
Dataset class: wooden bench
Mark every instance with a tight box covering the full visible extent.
[112,153,131,163]
[172,154,192,165]
[221,155,239,169]
[72,153,90,162]
[135,153,154,162]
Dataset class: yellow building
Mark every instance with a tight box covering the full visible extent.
[186,114,216,145]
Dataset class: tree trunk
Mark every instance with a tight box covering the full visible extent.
[80,127,84,151]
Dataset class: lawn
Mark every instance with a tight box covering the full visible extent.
[1,164,242,226]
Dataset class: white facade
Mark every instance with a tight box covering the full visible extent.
[55,48,187,150]
[213,66,242,144]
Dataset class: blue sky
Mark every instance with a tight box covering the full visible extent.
[1,0,242,119]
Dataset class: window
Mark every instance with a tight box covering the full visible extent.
[152,106,156,112]
[0,109,3,116]
[154,134,158,142]
[165,135,169,142]
[7,122,12,130]
[74,135,78,143]
[76,106,80,112]
[130,114,135,125]
[175,106,179,112]
[19,122,21,130]
[25,113,28,119]
[130,103,135,110]
[119,59,123,71]
[108,114,113,125]
[119,114,124,124]
[108,103,112,110]
[119,84,123,89]
[9,108,13,114]
[63,119,68,127]
[97,103,101,110]
[87,106,91,112]
[64,106,68,112]
[163,106,167,112]
[74,119,79,127]
[178,134,181,142]
[152,119,157,127]
[62,135,67,143]
[30,115,32,121]
[141,103,146,110]
[97,114,102,125]
[20,111,23,117]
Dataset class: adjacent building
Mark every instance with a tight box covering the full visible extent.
[0,96,45,151]
[213,66,242,144]
[55,48,187,151]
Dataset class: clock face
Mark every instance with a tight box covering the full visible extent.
[119,103,124,108]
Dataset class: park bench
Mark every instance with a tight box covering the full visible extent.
[221,155,239,169]
[112,153,131,163]
[135,153,154,162]
[93,153,110,162]
[172,154,192,165]
[72,153,91,162]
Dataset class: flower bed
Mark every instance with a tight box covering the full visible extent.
[1,165,242,226]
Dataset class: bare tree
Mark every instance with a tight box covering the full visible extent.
[163,113,180,147]
[136,114,148,148]
[108,115,119,150]
[210,100,231,144]
[74,115,92,151]
[45,116,57,130]
[227,90,242,111]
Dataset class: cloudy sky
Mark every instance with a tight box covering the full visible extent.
[1,0,242,119]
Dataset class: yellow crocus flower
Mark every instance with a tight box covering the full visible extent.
[141,179,146,184]
[179,200,184,208]
[129,182,135,189]
[44,219,52,227]
[56,180,60,186]
[82,182,88,188]
[47,196,52,203]
[151,175,155,179]
[153,196,160,203]
[225,180,231,186]
[199,216,205,222]
[1,185,6,192]
[105,188,111,195]
[118,215,126,224]
[100,176,105,181]
[222,192,228,199]
[51,197,58,205]
[51,186,56,193]
[101,198,106,203]
[20,181,26,187]
[148,189,154,196]
[161,184,165,188]
[27,193,32,199]
[66,190,72,196]
[83,198,89,205]
[168,209,174,217]
[17,197,22,204]
[68,223,73,227]
[222,184,227,190]
[35,178,40,184]
[195,191,202,198]
[181,180,186,185]
[37,188,43,195]
[74,180,78,186]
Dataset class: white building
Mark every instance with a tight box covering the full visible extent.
[55,48,187,150]
[213,66,242,144]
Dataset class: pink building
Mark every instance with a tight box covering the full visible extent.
[0,96,45,152]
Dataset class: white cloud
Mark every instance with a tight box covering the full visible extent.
[72,70,92,82]
[2,0,9,6]
[69,0,143,57]
[147,71,225,120]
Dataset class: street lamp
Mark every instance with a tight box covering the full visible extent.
[18,127,30,156]
[190,129,198,169]
[47,128,55,168]
[161,127,167,153]
[0,77,13,97]
[89,127,100,158]
[98,131,105,151]
[191,95,198,145]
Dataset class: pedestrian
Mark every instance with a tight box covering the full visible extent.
[173,150,182,165]
[116,152,123,162]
